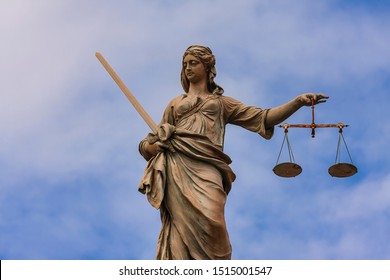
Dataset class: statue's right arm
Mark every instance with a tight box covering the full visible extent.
[138,96,179,161]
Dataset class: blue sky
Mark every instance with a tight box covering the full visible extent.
[1,0,390,260]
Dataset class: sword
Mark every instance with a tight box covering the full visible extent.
[95,52,158,134]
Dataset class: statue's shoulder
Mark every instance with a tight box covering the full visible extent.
[163,94,186,111]
[218,94,240,105]
[164,93,185,106]
[170,93,186,102]
[219,94,235,100]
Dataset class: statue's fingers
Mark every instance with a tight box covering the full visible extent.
[317,93,329,99]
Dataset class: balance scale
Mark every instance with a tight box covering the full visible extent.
[273,99,358,178]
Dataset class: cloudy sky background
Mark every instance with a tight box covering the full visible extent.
[1,0,390,259]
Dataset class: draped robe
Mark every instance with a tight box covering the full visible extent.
[139,93,273,259]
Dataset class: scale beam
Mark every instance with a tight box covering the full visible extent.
[280,123,348,129]
[279,123,349,137]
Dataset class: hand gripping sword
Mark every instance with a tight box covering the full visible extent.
[95,52,158,134]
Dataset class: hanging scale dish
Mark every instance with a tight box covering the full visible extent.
[328,125,358,177]
[273,125,302,177]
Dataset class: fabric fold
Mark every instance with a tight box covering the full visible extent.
[139,128,236,210]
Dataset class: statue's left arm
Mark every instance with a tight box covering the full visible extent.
[265,93,328,129]
[222,96,274,140]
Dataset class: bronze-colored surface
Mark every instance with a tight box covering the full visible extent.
[273,162,302,177]
[328,163,358,178]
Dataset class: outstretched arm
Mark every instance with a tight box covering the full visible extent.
[265,93,328,129]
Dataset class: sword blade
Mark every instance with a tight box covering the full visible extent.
[95,52,158,133]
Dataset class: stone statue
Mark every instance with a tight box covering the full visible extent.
[138,45,328,260]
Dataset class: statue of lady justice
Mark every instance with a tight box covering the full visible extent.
[138,45,328,260]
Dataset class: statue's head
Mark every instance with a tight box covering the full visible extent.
[181,45,224,95]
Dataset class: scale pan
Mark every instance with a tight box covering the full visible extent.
[273,162,302,178]
[328,163,358,178]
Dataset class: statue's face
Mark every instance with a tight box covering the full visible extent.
[183,54,207,84]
